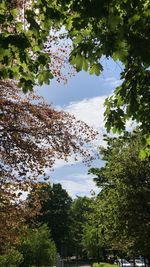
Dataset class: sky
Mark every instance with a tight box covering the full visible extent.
[37,57,123,198]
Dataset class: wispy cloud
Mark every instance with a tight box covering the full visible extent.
[54,173,100,198]
[50,155,82,170]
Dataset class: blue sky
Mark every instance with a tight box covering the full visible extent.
[37,58,122,198]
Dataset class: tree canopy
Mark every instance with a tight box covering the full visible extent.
[0,0,64,91]
[70,196,93,258]
[89,131,150,257]
[58,0,150,139]
[1,80,96,182]
[19,224,56,267]
[1,0,149,143]
[0,80,96,253]
[28,183,72,254]
[1,1,150,258]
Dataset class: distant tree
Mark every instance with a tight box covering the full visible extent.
[81,223,103,260]
[70,196,93,258]
[89,131,150,257]
[0,194,36,254]
[74,196,107,260]
[19,224,56,267]
[28,183,72,255]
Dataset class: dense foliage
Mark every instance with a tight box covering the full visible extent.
[81,196,106,260]
[0,0,70,90]
[1,0,149,142]
[0,248,23,267]
[58,0,150,137]
[28,183,72,255]
[89,131,150,257]
[19,224,56,267]
[70,196,93,258]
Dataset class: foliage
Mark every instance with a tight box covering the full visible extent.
[70,196,93,257]
[1,80,96,181]
[28,183,72,255]
[89,131,150,256]
[19,224,56,267]
[0,80,97,252]
[0,0,73,90]
[82,223,100,259]
[0,191,43,256]
[104,61,150,135]
[0,198,32,253]
[55,0,150,148]
[0,248,23,267]
[80,196,106,260]
[1,0,149,151]
[62,0,149,70]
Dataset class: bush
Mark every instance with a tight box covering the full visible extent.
[19,224,57,267]
[0,249,23,267]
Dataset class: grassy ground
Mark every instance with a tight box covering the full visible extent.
[93,262,116,267]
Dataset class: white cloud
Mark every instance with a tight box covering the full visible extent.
[54,173,100,198]
[104,77,122,87]
[54,91,136,170]
[64,96,106,130]
[64,96,107,148]
[53,96,107,169]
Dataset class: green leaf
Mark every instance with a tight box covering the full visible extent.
[37,70,53,86]
[82,58,88,71]
[10,9,18,18]
[89,63,102,76]
[76,54,83,70]
[66,17,73,30]
[128,14,140,24]
[139,149,147,160]
[38,54,49,65]
[38,74,43,86]
[73,35,83,45]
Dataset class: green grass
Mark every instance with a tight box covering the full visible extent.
[93,262,116,267]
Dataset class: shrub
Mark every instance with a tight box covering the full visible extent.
[19,224,57,267]
[0,249,23,267]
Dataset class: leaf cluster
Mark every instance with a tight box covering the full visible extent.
[55,0,150,140]
[0,0,68,90]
